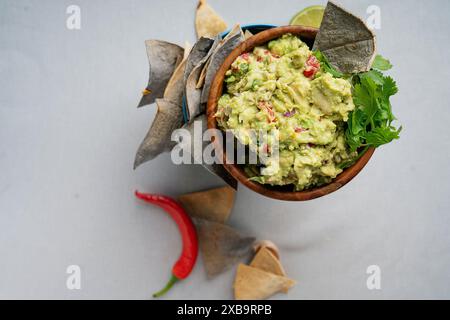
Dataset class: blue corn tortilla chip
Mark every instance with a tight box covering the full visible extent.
[200,25,245,104]
[184,36,220,121]
[137,40,184,108]
[183,37,215,85]
[134,99,184,169]
[313,1,376,74]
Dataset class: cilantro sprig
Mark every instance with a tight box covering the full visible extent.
[314,51,401,153]
[346,55,401,151]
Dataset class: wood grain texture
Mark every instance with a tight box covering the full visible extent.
[207,26,375,201]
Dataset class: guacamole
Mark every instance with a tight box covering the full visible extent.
[215,34,357,191]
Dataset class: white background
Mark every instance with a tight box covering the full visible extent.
[1,0,449,299]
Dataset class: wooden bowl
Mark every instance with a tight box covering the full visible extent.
[206,26,375,201]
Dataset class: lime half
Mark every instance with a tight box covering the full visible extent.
[290,5,325,28]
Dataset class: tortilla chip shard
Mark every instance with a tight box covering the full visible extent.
[200,25,244,104]
[184,37,215,85]
[185,62,206,120]
[195,219,255,278]
[178,186,235,224]
[184,37,220,121]
[134,99,183,169]
[253,240,280,260]
[195,0,228,38]
[234,264,296,300]
[138,40,184,108]
[313,1,376,74]
[196,58,210,90]
[244,30,253,40]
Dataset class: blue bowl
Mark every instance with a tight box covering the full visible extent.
[182,24,277,123]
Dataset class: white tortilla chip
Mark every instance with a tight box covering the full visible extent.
[196,58,211,89]
[234,264,296,300]
[138,40,184,107]
[178,186,235,223]
[195,0,228,38]
[253,240,280,260]
[164,59,187,106]
[185,63,205,120]
[250,247,288,293]
[244,30,253,40]
[163,42,191,106]
[250,247,286,276]
[223,24,245,41]
[183,41,191,60]
[313,1,376,73]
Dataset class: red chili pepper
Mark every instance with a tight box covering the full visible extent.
[135,191,198,298]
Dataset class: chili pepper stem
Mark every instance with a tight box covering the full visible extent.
[153,275,179,298]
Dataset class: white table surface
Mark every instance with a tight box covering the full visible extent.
[1,0,449,299]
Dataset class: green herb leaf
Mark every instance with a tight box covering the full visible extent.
[372,54,393,71]
[364,126,401,147]
[313,50,344,78]
[345,55,401,151]
[382,76,398,97]
[360,69,385,85]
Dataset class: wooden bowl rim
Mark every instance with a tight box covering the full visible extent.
[206,25,375,201]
